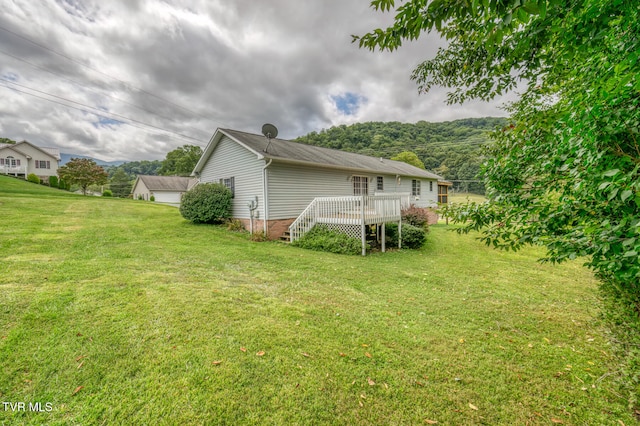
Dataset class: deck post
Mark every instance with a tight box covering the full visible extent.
[361,195,366,256]
[381,223,386,253]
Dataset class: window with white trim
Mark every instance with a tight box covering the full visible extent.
[35,160,51,169]
[220,177,235,197]
[412,179,421,196]
[376,176,384,191]
[429,181,433,192]
[353,176,368,195]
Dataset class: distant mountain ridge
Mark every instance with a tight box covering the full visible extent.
[60,153,127,166]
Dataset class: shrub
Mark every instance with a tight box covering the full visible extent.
[180,183,232,224]
[292,225,364,255]
[250,230,268,242]
[385,222,427,249]
[49,176,59,188]
[58,179,70,190]
[150,195,155,202]
[401,204,431,230]
[227,219,246,232]
[102,189,113,197]
[137,195,143,200]
[27,173,40,184]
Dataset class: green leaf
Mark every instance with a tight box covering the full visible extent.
[603,169,620,177]
[621,190,633,202]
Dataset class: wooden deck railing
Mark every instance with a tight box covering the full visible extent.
[289,195,403,247]
[0,165,27,175]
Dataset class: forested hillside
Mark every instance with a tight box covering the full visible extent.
[295,117,506,193]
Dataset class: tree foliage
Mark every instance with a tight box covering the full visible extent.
[58,158,108,195]
[0,137,17,144]
[159,145,203,176]
[390,151,426,169]
[296,118,503,193]
[357,0,639,404]
[109,168,133,198]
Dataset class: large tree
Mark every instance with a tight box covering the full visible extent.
[390,151,426,169]
[58,158,108,195]
[356,0,639,402]
[109,168,133,198]
[159,145,203,176]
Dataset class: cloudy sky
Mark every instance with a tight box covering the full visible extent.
[0,0,508,161]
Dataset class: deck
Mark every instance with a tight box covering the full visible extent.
[289,194,407,255]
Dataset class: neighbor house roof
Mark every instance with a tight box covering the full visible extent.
[0,141,61,160]
[134,175,196,192]
[193,128,442,180]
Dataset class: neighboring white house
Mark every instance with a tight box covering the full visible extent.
[192,128,444,240]
[0,141,60,180]
[131,175,197,205]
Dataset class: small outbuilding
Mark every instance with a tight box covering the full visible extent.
[131,175,197,206]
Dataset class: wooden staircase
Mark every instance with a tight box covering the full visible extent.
[280,230,291,243]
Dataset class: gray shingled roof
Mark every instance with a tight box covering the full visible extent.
[0,142,61,160]
[218,128,442,180]
[137,175,195,191]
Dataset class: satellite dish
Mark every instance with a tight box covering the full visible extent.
[262,123,278,153]
[262,123,278,139]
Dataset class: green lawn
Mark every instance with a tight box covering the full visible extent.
[0,175,633,425]
[448,192,487,204]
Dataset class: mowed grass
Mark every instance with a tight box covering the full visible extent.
[449,192,487,204]
[0,176,633,425]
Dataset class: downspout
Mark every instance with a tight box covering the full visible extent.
[262,158,273,235]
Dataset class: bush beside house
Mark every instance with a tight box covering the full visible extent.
[179,183,232,224]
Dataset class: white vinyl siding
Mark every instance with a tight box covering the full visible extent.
[1,143,59,177]
[198,136,263,219]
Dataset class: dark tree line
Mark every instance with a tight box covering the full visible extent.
[295,117,505,194]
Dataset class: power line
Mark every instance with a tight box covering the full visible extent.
[0,25,228,129]
[0,48,213,139]
[0,81,207,145]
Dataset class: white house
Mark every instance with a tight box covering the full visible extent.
[131,175,197,205]
[192,128,444,241]
[0,141,60,180]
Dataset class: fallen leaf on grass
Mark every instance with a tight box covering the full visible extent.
[77,361,84,369]
[256,351,265,356]
[361,344,369,347]
[240,347,247,352]
[364,352,372,358]
[468,403,478,411]
[367,377,375,386]
[301,352,311,358]
[551,419,563,424]
[72,386,83,395]
[212,360,223,365]
[339,352,346,357]
[425,420,438,425]
[75,355,86,362]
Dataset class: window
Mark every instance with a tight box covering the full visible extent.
[438,184,449,204]
[376,176,384,191]
[220,177,235,197]
[0,158,4,165]
[429,181,433,192]
[412,179,421,196]
[353,176,368,195]
[35,160,50,169]
[6,156,19,167]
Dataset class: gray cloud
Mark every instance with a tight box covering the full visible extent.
[0,0,509,161]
